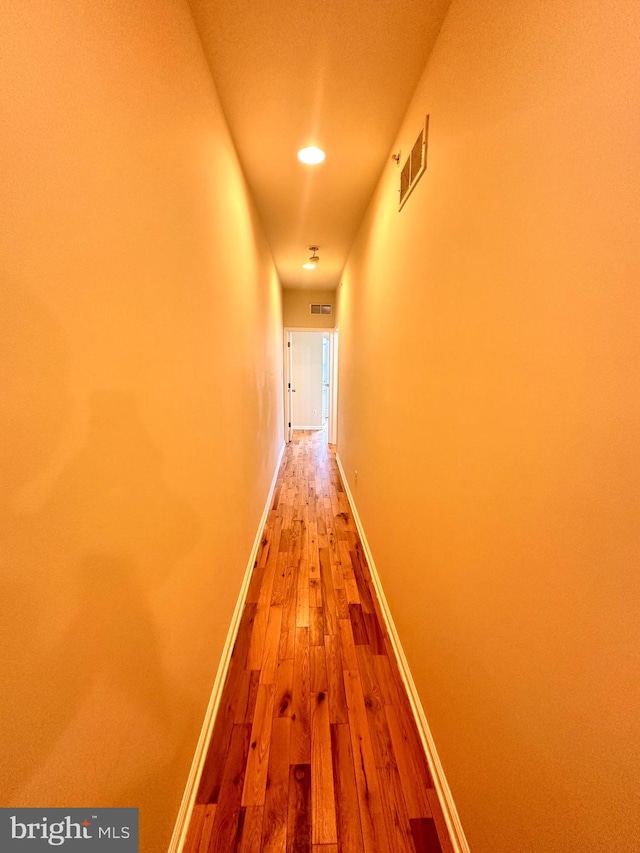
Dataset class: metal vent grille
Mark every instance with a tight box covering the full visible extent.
[399,115,429,210]
[310,304,332,315]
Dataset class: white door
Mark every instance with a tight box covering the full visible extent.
[322,335,330,423]
[290,332,323,429]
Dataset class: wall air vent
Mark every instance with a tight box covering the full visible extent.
[310,304,332,315]
[398,115,429,210]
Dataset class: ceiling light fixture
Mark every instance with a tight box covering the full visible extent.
[302,246,320,270]
[297,146,325,165]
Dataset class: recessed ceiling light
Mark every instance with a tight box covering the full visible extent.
[302,262,316,270]
[298,146,325,165]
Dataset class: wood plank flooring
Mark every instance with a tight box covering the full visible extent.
[184,430,453,853]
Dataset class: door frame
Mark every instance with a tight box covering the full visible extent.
[284,327,338,445]
[328,328,338,445]
[284,330,293,443]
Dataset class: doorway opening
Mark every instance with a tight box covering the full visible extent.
[285,329,338,445]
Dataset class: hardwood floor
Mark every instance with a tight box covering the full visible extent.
[183,430,453,853]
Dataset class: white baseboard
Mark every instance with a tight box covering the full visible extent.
[168,440,286,853]
[292,424,324,431]
[336,453,470,853]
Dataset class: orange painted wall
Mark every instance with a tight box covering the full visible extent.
[337,0,640,850]
[283,288,336,329]
[0,2,283,851]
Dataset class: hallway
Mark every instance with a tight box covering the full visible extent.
[184,431,453,853]
[3,2,638,849]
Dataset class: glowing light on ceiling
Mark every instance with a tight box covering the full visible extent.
[297,146,325,165]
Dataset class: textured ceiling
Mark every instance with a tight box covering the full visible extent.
[188,0,451,290]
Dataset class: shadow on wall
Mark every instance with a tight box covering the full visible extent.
[0,276,201,816]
